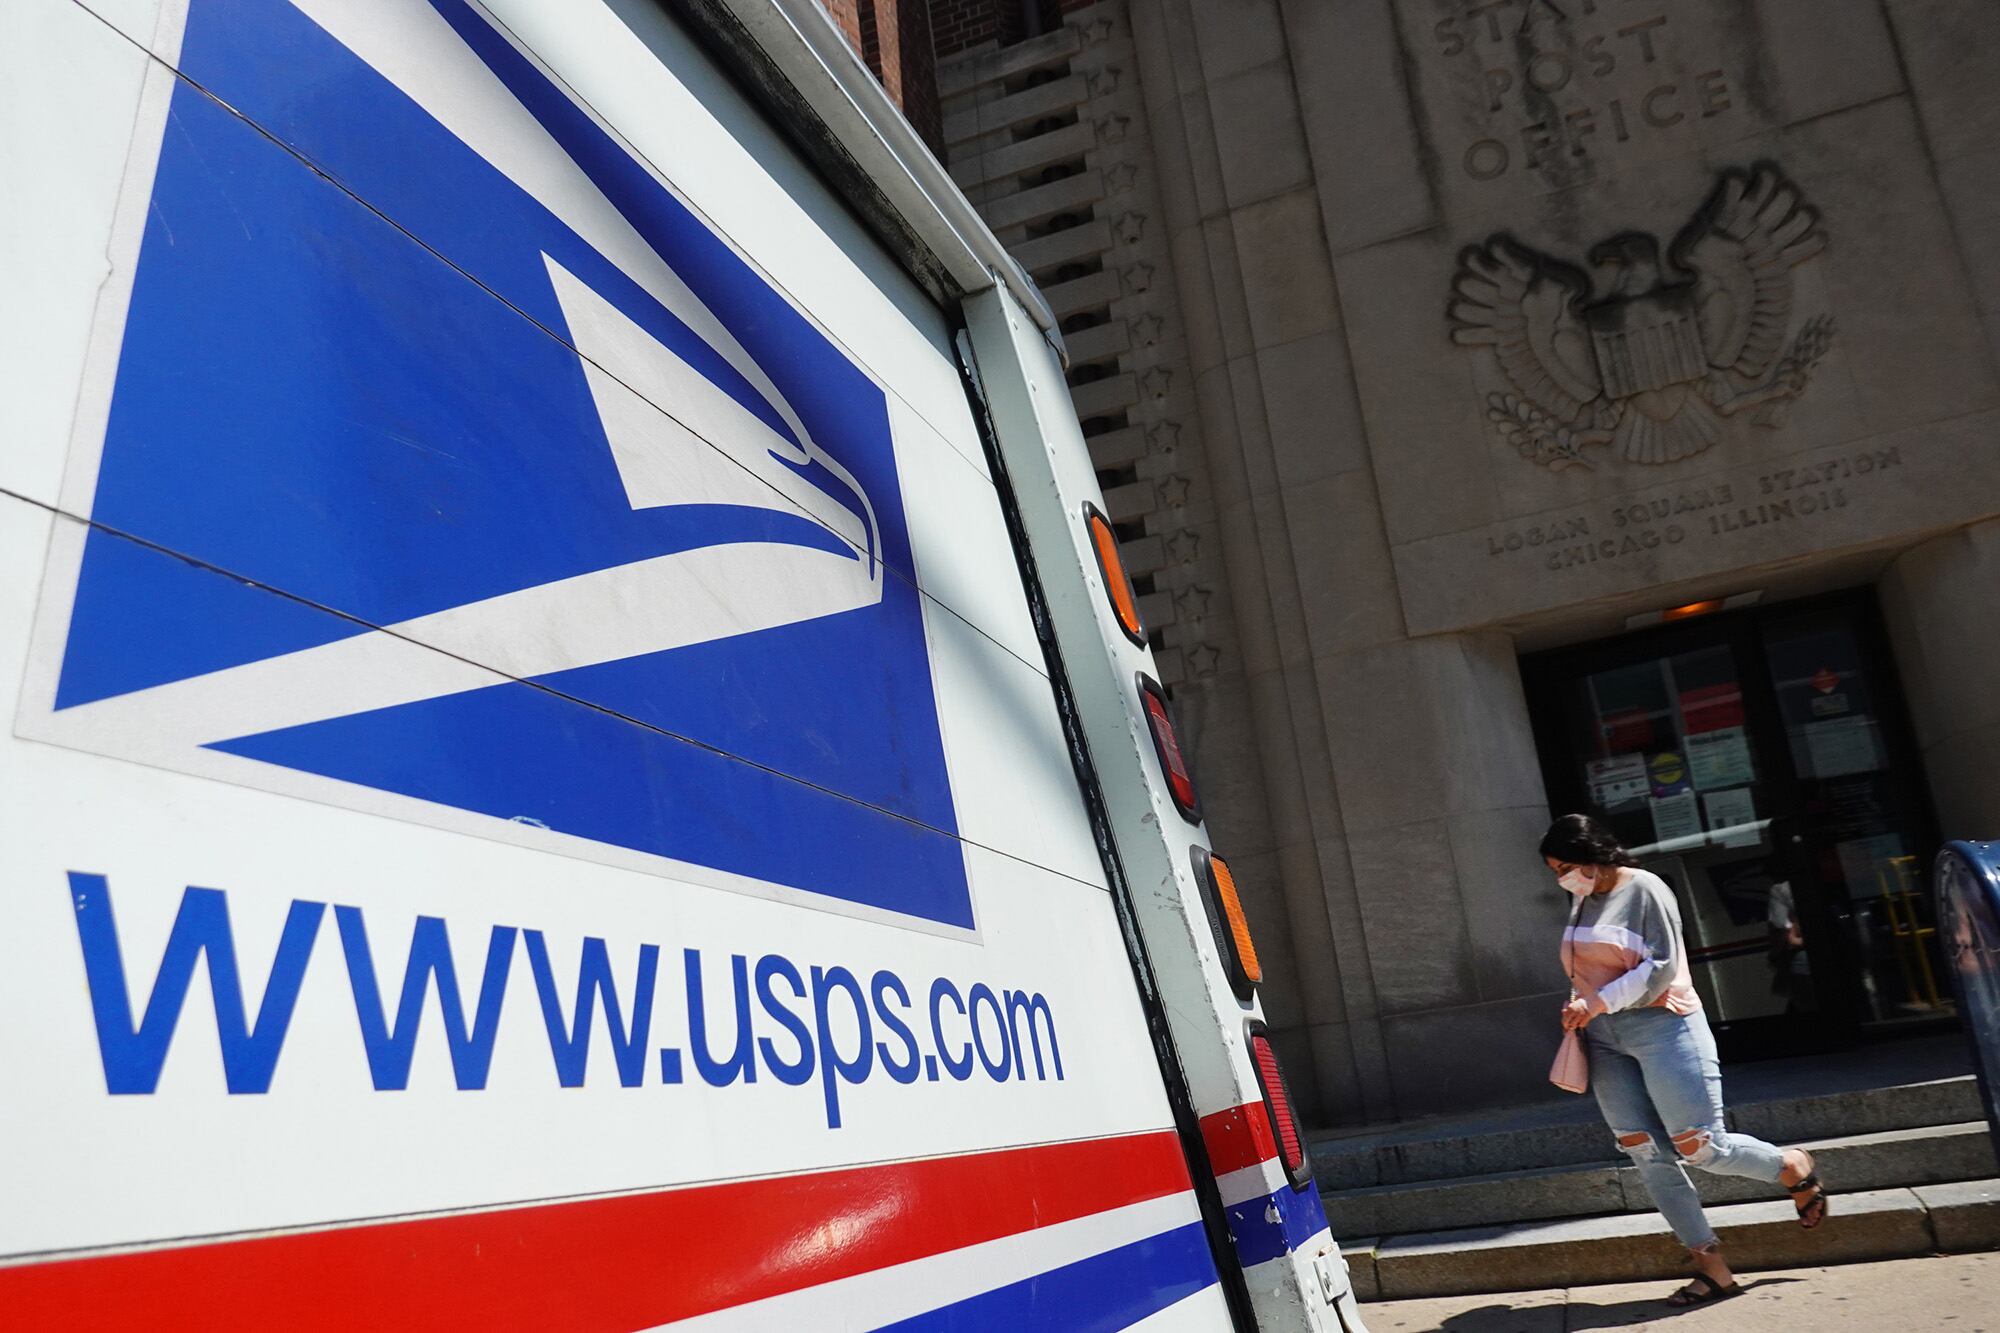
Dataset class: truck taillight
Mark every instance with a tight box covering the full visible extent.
[1191,847,1261,1000]
[1083,502,1146,646]
[1250,1026,1312,1188]
[1136,673,1199,821]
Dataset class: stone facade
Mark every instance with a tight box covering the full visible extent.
[931,0,2000,1127]
[937,9,1235,701]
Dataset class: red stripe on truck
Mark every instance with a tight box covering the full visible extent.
[1198,1100,1280,1177]
[0,1131,1191,1331]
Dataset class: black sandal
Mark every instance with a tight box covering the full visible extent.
[1789,1170,1830,1229]
[1666,1273,1742,1307]
[1783,1149,1830,1229]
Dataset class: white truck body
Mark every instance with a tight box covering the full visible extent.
[0,1,1365,1327]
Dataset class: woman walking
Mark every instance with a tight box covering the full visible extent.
[1541,813,1829,1306]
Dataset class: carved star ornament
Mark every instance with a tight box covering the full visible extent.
[1447,166,1836,471]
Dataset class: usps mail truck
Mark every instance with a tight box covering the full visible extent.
[0,0,1367,1328]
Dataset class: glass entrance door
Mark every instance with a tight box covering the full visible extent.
[1523,591,1949,1057]
[1761,603,1953,1032]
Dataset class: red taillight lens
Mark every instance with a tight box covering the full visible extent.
[1083,502,1146,646]
[1191,847,1261,1000]
[1250,1027,1312,1188]
[1137,673,1199,821]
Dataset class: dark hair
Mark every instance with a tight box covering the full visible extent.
[1538,813,1638,868]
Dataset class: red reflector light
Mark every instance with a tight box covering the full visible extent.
[1250,1027,1312,1189]
[1136,674,1200,822]
[1083,502,1146,646]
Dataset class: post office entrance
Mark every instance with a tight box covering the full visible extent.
[1522,589,1954,1060]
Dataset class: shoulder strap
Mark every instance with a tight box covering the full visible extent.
[1562,893,1587,988]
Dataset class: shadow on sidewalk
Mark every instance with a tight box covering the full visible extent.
[1563,1277,1804,1328]
[1406,1277,1805,1331]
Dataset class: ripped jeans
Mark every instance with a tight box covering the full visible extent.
[1587,1004,1788,1249]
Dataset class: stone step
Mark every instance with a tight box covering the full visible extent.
[1342,1178,2000,1302]
[1308,1074,1983,1190]
[1323,1120,1998,1236]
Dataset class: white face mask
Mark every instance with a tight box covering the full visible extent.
[1559,867,1597,897]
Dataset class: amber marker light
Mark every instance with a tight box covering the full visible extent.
[1136,673,1200,822]
[1191,846,1261,1000]
[1083,502,1146,646]
[1249,1024,1313,1189]
[1662,599,1724,622]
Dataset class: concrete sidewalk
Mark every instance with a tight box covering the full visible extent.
[1361,1250,2000,1331]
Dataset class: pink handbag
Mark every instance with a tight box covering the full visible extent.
[1550,895,1590,1094]
[1549,1027,1589,1094]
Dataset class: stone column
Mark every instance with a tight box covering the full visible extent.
[1123,0,1577,1124]
[936,3,1363,1119]
[1127,0,1396,1126]
[1315,631,1569,1120]
[1879,518,2000,839]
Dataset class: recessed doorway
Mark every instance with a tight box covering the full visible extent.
[1522,589,1952,1059]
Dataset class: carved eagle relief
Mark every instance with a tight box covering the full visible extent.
[1448,167,1835,470]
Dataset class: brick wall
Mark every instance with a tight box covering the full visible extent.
[889,0,944,153]
[821,0,865,52]
[803,0,1116,218]
[930,0,1005,56]
[820,0,944,157]
[929,0,1087,57]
